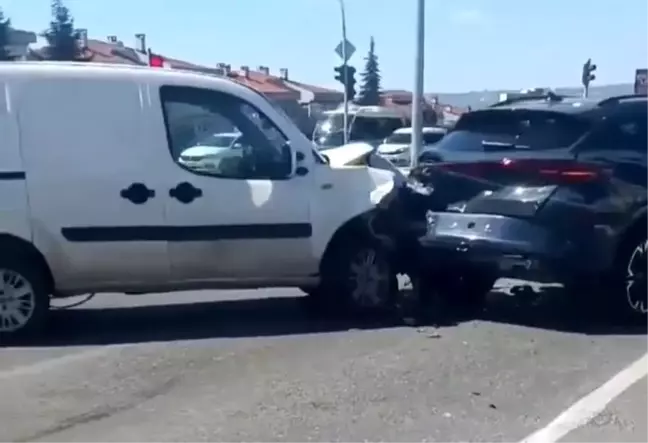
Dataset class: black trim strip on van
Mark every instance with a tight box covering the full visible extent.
[0,171,26,180]
[61,223,313,242]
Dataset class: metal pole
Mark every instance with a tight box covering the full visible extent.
[339,0,349,145]
[410,0,425,168]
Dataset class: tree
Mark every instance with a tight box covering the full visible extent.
[43,0,81,61]
[0,9,12,61]
[355,36,382,106]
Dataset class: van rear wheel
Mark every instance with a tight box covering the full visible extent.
[0,255,50,344]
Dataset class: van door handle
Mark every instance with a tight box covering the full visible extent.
[169,182,203,204]
[120,183,155,204]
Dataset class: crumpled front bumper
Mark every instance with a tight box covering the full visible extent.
[416,211,616,280]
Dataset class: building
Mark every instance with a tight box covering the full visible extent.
[28,32,344,134]
[381,90,440,125]
[6,28,37,60]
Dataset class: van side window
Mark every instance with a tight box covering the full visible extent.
[160,86,292,180]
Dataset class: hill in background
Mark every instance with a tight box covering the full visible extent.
[427,83,634,109]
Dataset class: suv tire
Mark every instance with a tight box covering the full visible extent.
[610,232,647,322]
[565,229,647,324]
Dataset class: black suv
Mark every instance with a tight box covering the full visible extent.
[410,93,647,321]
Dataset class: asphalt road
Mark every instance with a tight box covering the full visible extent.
[0,282,646,442]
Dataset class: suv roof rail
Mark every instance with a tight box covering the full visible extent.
[489,91,568,108]
[597,94,648,107]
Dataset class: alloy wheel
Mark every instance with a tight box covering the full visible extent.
[625,239,647,315]
[348,248,390,309]
[0,269,37,333]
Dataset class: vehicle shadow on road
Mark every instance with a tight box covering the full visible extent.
[6,285,645,348]
[474,286,647,336]
[16,296,402,347]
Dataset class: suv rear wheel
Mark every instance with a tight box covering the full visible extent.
[566,231,647,323]
[620,237,647,319]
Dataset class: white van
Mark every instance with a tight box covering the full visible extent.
[0,62,402,341]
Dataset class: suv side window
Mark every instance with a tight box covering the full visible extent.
[160,86,292,180]
[585,109,647,154]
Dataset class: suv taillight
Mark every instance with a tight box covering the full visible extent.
[436,158,607,185]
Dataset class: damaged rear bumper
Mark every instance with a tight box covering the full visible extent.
[415,212,616,281]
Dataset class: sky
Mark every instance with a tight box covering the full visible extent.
[3,0,647,92]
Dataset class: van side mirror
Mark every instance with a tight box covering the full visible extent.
[321,153,330,164]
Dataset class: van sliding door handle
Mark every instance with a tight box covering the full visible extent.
[120,183,155,204]
[169,182,203,204]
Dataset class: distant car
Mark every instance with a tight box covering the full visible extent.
[377,127,447,167]
[178,132,243,171]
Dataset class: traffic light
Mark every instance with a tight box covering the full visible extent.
[581,58,597,89]
[334,65,345,84]
[345,66,356,101]
[334,65,357,100]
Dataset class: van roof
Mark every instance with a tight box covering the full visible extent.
[0,61,256,96]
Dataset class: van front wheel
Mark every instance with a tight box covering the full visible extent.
[317,238,397,317]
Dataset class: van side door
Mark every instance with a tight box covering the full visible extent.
[150,85,316,282]
[17,77,170,293]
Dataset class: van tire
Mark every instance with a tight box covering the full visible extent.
[0,254,51,344]
[313,235,397,317]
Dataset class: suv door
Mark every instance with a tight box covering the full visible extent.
[154,86,314,282]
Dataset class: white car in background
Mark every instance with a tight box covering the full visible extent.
[376,126,447,167]
[178,132,243,171]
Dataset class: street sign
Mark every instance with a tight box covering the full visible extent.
[334,39,356,62]
[634,69,647,95]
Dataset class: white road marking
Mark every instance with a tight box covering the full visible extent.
[0,345,129,381]
[521,352,648,443]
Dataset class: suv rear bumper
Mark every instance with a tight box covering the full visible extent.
[416,212,616,281]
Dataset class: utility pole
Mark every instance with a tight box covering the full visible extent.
[338,0,349,145]
[410,0,425,168]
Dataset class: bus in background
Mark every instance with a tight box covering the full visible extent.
[635,69,647,95]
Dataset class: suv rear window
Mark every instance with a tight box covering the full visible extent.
[438,110,591,152]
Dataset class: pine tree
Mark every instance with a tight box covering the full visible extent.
[0,9,13,61]
[356,36,382,106]
[43,0,80,61]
